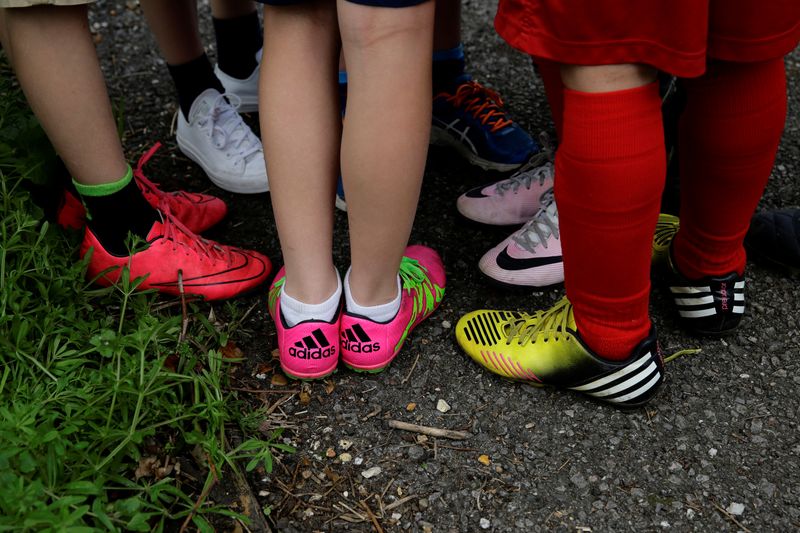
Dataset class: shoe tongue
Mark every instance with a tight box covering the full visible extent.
[189,88,223,121]
[519,199,558,247]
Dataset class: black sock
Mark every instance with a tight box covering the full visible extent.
[167,54,225,120]
[432,44,468,95]
[213,11,262,80]
[80,173,160,257]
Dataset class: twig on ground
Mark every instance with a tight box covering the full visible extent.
[178,270,188,343]
[710,499,751,533]
[360,500,384,533]
[383,495,416,512]
[401,352,421,384]
[387,420,471,440]
[179,453,219,533]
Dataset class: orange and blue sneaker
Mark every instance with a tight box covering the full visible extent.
[456,298,665,408]
[82,203,270,301]
[58,143,228,234]
[267,268,341,380]
[431,80,538,172]
[341,245,446,373]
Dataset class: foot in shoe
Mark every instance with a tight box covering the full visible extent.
[651,213,746,335]
[456,297,665,408]
[82,203,270,300]
[479,190,563,288]
[341,245,446,373]
[176,88,268,194]
[58,143,228,234]
[267,268,340,380]
[431,79,539,172]
[214,49,261,114]
[457,138,554,226]
[745,207,800,276]
[667,260,745,336]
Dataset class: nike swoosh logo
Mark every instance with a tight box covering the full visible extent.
[464,186,490,198]
[495,247,562,271]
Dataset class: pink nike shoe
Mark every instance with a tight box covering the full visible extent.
[267,268,340,380]
[341,245,446,373]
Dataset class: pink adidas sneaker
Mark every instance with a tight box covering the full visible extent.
[457,153,554,226]
[478,190,564,288]
[267,268,340,380]
[341,245,446,373]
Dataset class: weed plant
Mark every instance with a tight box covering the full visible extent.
[0,57,288,531]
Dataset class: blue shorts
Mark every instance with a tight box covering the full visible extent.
[257,0,428,8]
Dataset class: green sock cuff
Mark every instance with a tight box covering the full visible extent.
[72,165,133,197]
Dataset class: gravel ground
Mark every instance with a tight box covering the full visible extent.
[89,1,800,531]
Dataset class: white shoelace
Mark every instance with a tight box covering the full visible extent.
[493,132,556,196]
[198,93,261,164]
[512,189,559,252]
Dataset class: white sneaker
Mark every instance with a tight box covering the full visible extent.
[214,49,261,113]
[176,88,268,194]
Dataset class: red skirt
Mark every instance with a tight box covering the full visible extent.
[495,0,800,78]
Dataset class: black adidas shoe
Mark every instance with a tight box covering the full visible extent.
[667,256,745,336]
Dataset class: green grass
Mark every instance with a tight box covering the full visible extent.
[0,56,289,531]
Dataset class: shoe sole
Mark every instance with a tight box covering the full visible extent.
[283,366,337,381]
[176,134,269,195]
[480,269,564,291]
[472,361,664,410]
[430,126,524,173]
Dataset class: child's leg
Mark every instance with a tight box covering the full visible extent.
[2,5,127,185]
[673,58,787,279]
[556,64,665,360]
[210,0,262,80]
[338,0,435,306]
[260,1,341,304]
[139,0,224,118]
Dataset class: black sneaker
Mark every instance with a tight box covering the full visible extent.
[745,207,800,277]
[667,266,745,336]
[651,213,747,336]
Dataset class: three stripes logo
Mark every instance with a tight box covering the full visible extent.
[670,279,745,319]
[569,351,663,406]
[341,324,380,354]
[288,328,336,360]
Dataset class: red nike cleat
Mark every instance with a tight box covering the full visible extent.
[81,204,270,300]
[58,143,228,234]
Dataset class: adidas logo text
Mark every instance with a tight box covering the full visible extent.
[342,324,381,353]
[289,328,335,359]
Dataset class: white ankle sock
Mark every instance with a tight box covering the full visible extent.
[344,268,401,323]
[280,273,342,328]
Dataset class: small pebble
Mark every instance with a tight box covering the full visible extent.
[437,399,451,413]
[727,502,744,516]
[362,466,382,479]
[354,457,364,465]
[709,448,718,457]
[480,518,491,529]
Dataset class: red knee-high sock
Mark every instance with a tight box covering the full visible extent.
[556,82,665,360]
[536,61,564,142]
[673,59,787,279]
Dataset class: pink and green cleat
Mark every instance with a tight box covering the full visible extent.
[268,268,341,380]
[341,245,446,373]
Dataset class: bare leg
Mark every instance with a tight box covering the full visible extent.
[1,5,126,185]
[260,1,341,303]
[138,0,203,65]
[210,0,257,19]
[339,0,435,306]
